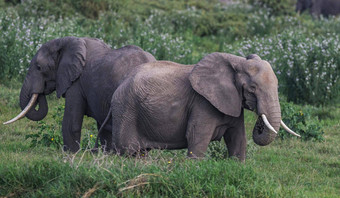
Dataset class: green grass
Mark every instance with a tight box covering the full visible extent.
[1,84,339,197]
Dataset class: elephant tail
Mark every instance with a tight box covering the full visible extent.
[93,109,112,151]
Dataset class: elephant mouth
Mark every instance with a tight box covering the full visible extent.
[252,114,279,146]
[242,88,257,112]
[244,101,257,112]
[253,114,279,136]
[44,81,56,95]
[252,113,301,146]
[253,116,265,135]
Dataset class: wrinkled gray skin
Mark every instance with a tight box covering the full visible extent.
[296,0,340,17]
[19,36,155,152]
[109,53,280,161]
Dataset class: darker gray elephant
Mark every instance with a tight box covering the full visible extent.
[4,36,156,152]
[105,53,299,161]
[296,0,340,17]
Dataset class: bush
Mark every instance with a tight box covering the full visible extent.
[0,9,82,82]
[249,0,296,16]
[1,0,339,106]
[224,30,340,105]
[277,32,340,105]
[25,105,64,148]
[279,101,324,142]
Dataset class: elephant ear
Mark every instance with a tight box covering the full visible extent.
[189,52,242,117]
[56,37,87,98]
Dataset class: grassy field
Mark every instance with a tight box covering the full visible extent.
[0,84,339,197]
[1,0,340,197]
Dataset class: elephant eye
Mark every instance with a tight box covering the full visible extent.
[249,85,256,93]
[37,65,41,71]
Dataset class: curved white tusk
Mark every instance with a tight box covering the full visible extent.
[261,114,278,134]
[281,120,301,137]
[3,94,39,125]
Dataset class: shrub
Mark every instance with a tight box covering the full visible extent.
[279,101,324,142]
[16,0,76,19]
[224,30,340,105]
[2,0,339,105]
[11,0,127,19]
[25,105,64,148]
[0,9,82,82]
[132,13,195,64]
[249,0,296,16]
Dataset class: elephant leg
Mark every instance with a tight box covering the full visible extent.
[111,99,140,156]
[112,123,142,156]
[223,110,246,162]
[186,98,220,158]
[186,123,214,158]
[97,122,112,153]
[112,117,140,156]
[62,83,86,152]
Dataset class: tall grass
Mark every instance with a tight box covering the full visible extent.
[0,149,283,197]
[1,114,339,197]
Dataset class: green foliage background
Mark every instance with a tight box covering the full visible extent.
[1,0,339,105]
[0,0,339,197]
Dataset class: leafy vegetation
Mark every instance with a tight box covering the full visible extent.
[249,0,296,15]
[224,30,340,105]
[279,101,324,141]
[1,0,339,104]
[25,103,98,150]
[1,0,339,197]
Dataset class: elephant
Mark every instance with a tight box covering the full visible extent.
[4,36,156,152]
[296,0,340,17]
[99,53,299,161]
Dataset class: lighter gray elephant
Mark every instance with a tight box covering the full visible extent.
[296,0,340,17]
[100,53,299,161]
[4,36,156,152]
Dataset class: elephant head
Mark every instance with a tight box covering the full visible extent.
[4,37,108,124]
[189,53,299,146]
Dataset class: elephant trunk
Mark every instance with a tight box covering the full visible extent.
[252,101,281,146]
[19,77,48,121]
